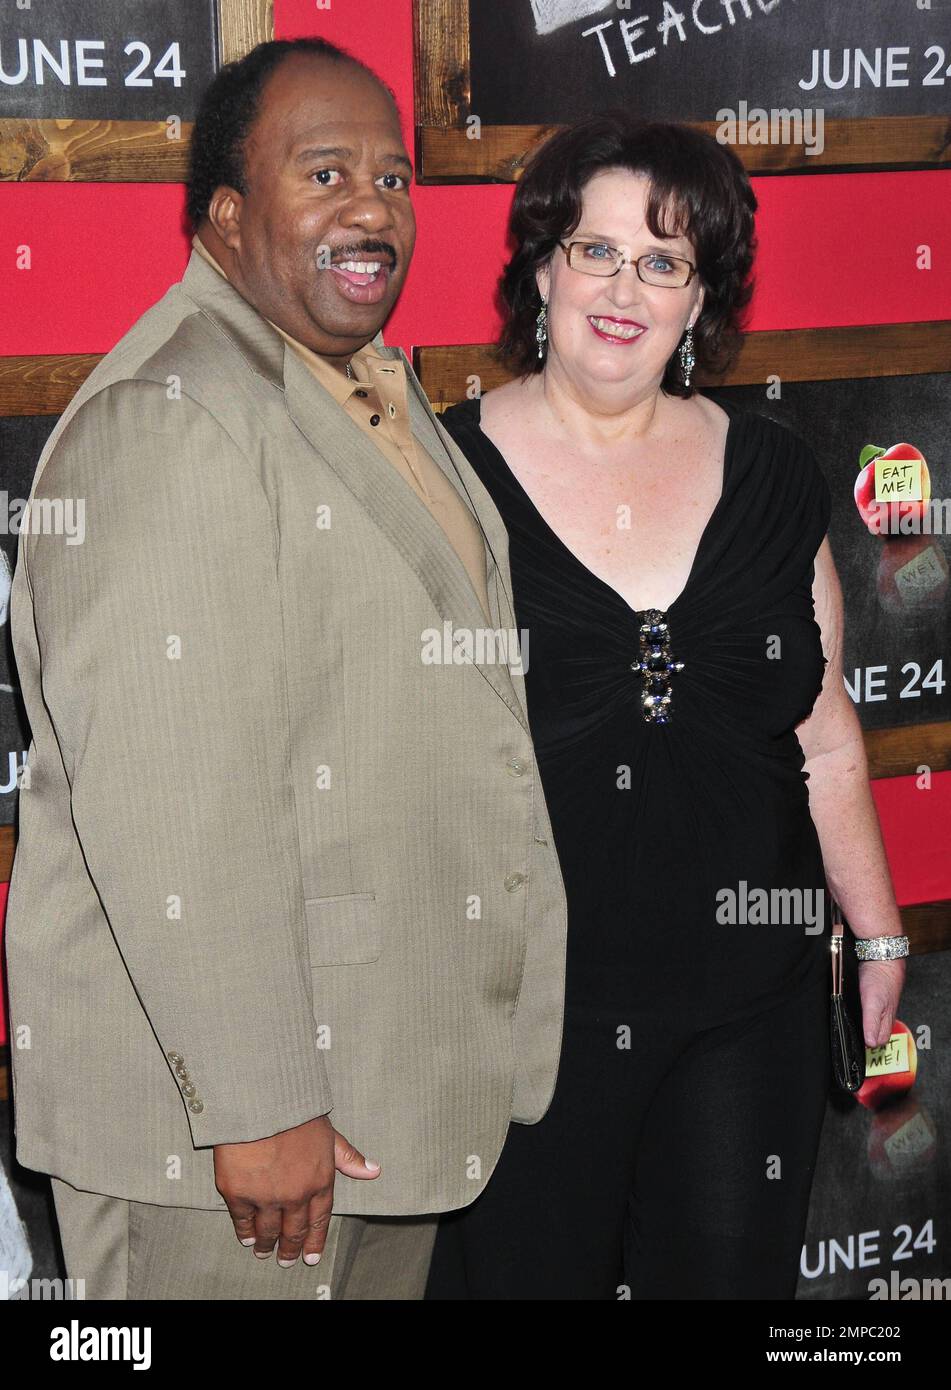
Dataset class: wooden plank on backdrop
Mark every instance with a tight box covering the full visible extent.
[417,116,951,184]
[0,826,14,882]
[10,324,943,423]
[0,356,103,416]
[414,322,951,412]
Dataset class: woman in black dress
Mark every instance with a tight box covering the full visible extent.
[424,116,907,1300]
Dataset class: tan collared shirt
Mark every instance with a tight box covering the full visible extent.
[190,235,491,622]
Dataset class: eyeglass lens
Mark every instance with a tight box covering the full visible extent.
[568,243,690,286]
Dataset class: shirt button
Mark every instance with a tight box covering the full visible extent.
[370,414,381,426]
[504,872,527,892]
[505,758,527,776]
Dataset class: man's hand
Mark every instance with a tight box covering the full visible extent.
[214,1115,380,1266]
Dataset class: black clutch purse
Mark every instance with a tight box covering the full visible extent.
[830,896,865,1093]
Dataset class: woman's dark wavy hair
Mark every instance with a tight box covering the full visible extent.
[498,113,758,397]
[186,38,397,232]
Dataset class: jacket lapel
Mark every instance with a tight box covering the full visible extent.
[179,251,528,732]
[282,349,528,731]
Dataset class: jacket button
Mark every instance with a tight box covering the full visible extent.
[175,1065,189,1081]
[167,1051,184,1066]
[188,1099,204,1115]
[182,1082,197,1098]
[505,758,527,776]
[504,872,527,892]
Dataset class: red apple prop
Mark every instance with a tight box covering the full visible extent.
[857,1019,918,1110]
[855,443,931,535]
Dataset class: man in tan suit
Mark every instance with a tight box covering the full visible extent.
[4,38,568,1299]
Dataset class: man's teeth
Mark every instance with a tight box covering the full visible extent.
[336,260,384,274]
[590,317,643,339]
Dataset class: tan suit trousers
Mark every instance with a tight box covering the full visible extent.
[50,1177,438,1300]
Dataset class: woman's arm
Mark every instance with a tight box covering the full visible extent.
[795,536,907,1048]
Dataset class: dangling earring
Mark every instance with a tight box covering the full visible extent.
[679,323,695,388]
[536,300,548,358]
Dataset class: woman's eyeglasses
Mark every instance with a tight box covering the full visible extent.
[558,239,697,288]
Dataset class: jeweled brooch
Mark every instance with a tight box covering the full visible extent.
[630,608,685,724]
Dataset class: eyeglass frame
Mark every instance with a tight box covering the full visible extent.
[557,238,698,287]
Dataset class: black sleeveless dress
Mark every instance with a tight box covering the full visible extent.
[441,392,833,1024]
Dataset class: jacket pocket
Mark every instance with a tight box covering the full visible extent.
[304,892,381,966]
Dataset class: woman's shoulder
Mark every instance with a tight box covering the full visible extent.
[701,390,814,458]
[439,379,529,436]
[702,392,831,532]
[702,390,822,471]
[438,395,482,436]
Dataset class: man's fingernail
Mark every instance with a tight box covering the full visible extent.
[304,1252,321,1266]
[277,1258,296,1268]
[365,1158,381,1170]
[240,1237,256,1246]
[253,1250,272,1259]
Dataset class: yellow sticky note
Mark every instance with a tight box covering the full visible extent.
[866,1032,909,1076]
[874,457,922,502]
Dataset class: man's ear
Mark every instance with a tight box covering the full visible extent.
[207,186,243,253]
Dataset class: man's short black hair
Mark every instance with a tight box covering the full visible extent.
[186,38,398,231]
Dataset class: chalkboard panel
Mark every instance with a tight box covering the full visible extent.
[0,0,272,181]
[717,374,951,736]
[472,0,951,126]
[0,0,219,123]
[415,0,951,180]
[800,947,951,1297]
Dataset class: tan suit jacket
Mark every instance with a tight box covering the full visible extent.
[4,249,568,1213]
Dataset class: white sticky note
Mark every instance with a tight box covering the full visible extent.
[531,0,615,36]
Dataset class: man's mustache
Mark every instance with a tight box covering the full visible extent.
[324,242,398,270]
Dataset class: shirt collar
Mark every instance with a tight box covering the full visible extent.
[189,233,395,403]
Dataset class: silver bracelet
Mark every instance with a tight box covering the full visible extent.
[854,935,909,962]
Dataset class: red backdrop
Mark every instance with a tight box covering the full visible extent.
[1,1,949,1042]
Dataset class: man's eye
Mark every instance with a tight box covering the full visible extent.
[312,169,343,186]
[377,172,409,190]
